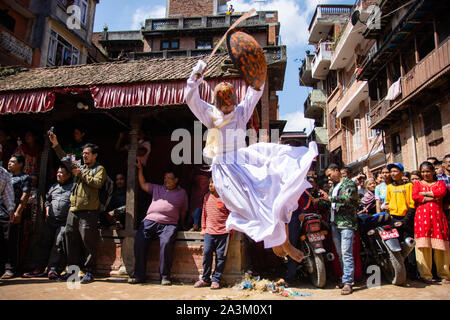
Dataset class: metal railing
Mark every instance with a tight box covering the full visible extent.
[146,11,277,32]
[308,5,352,31]
[131,46,286,61]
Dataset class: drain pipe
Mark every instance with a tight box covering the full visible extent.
[408,107,418,170]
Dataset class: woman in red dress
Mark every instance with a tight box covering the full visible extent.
[412,161,450,284]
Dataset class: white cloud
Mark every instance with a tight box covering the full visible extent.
[279,110,315,134]
[229,0,321,48]
[131,5,166,29]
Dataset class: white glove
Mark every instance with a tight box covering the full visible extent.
[192,60,207,75]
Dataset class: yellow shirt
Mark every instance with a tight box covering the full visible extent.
[385,182,415,217]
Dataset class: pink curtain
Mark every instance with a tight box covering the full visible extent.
[90,78,247,109]
[0,90,55,114]
[0,78,246,114]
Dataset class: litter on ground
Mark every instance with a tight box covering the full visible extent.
[232,271,312,298]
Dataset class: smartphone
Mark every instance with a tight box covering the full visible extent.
[49,126,55,137]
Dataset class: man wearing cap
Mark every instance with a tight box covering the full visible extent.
[383,163,415,233]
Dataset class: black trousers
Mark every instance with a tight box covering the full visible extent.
[0,221,23,273]
[65,210,98,272]
[28,218,66,272]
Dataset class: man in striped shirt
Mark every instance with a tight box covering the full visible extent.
[194,178,231,289]
[0,166,15,222]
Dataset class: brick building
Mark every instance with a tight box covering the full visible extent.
[301,0,449,177]
[358,0,450,171]
[0,0,41,67]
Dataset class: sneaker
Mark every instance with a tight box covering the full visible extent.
[48,268,59,280]
[194,280,211,288]
[22,269,46,278]
[161,278,172,286]
[58,271,79,282]
[210,281,220,290]
[1,270,14,279]
[80,272,94,284]
[128,277,145,284]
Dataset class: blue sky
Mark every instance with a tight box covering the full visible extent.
[93,0,356,133]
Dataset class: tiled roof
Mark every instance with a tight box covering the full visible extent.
[0,54,236,93]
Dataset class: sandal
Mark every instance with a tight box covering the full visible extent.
[210,281,220,290]
[341,284,353,295]
[440,279,450,284]
[194,280,211,288]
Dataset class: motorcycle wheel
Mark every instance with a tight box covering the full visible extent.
[380,246,407,286]
[308,251,326,288]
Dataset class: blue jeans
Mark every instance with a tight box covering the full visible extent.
[331,222,354,285]
[202,233,230,283]
[193,208,202,227]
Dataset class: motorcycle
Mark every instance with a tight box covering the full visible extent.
[358,212,415,286]
[296,212,334,288]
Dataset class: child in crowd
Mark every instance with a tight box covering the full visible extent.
[194,178,231,289]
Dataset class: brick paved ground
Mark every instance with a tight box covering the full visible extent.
[0,277,448,300]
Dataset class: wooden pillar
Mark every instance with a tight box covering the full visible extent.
[26,128,51,259]
[124,115,140,235]
[36,129,50,234]
[399,53,405,77]
[120,114,141,276]
[433,18,439,49]
[414,36,420,63]
[386,64,392,88]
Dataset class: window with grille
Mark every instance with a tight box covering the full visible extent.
[353,118,362,151]
[330,109,340,133]
[319,154,329,171]
[391,133,401,154]
[196,38,212,49]
[365,113,377,139]
[47,30,79,66]
[161,40,179,50]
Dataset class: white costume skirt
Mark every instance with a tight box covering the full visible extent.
[211,141,318,248]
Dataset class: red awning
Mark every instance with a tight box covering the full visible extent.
[0,78,247,114]
[89,78,247,109]
[0,90,55,114]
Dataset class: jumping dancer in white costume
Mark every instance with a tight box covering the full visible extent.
[185,60,318,261]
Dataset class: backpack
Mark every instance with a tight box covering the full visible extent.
[92,164,114,212]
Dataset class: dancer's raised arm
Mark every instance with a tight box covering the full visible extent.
[185,60,215,128]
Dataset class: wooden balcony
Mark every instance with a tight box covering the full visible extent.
[401,36,450,99]
[369,98,391,129]
[369,36,450,129]
[0,26,40,67]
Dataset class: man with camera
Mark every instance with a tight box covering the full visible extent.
[48,130,106,284]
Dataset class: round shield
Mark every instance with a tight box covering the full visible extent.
[226,30,267,90]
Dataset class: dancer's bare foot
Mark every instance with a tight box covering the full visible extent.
[272,245,287,258]
[282,241,304,263]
